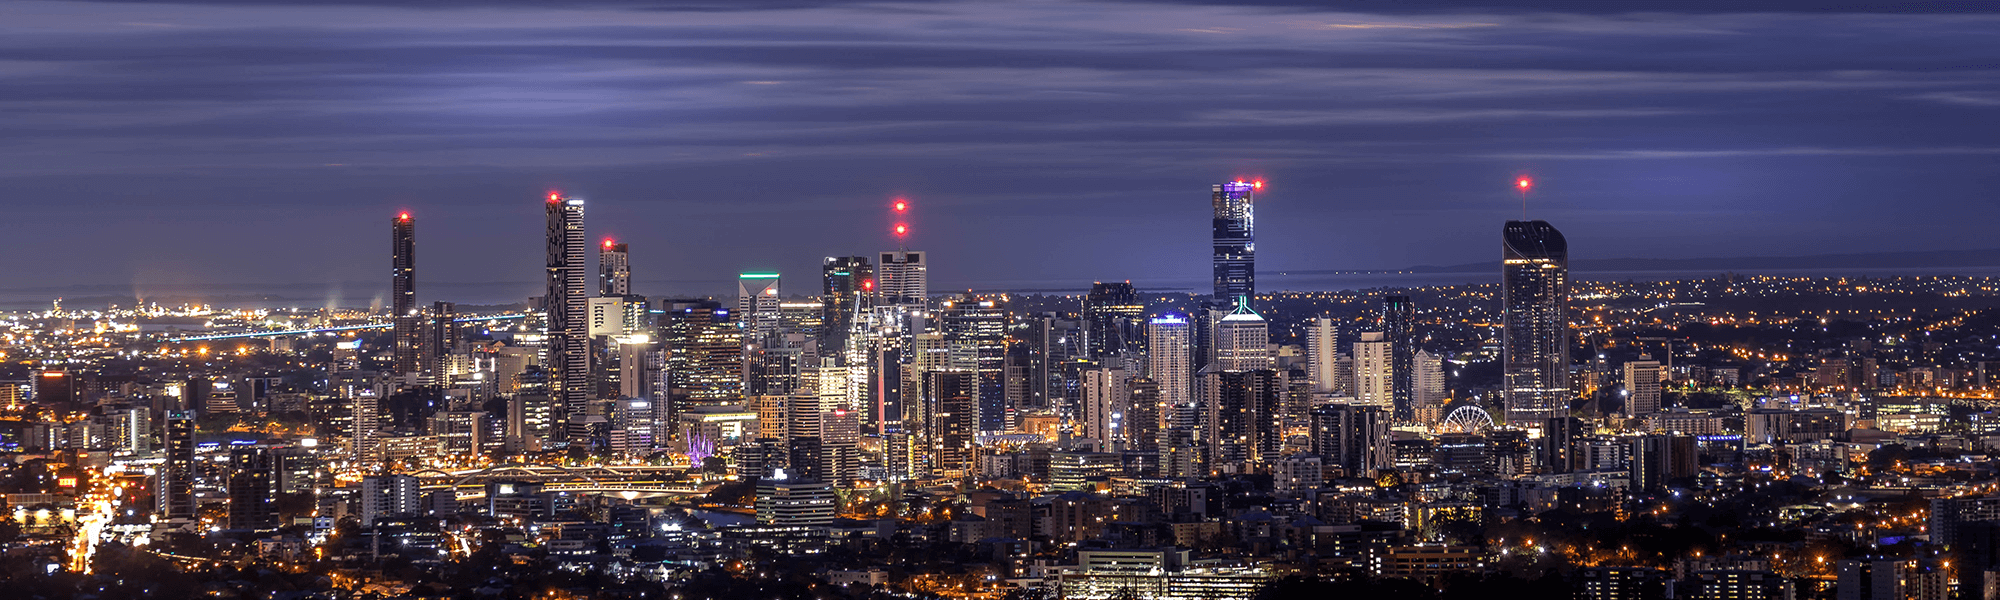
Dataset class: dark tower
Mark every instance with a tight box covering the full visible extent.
[546,194,590,446]
[1381,295,1415,421]
[391,212,420,376]
[821,256,873,357]
[1083,281,1144,360]
[1502,220,1570,425]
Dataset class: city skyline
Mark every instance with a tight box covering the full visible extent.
[3,0,1999,296]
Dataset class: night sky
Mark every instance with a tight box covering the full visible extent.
[5,0,1999,304]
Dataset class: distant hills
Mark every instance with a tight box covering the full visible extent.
[1387,248,2000,274]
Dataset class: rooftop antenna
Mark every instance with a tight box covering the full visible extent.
[1516,176,1533,220]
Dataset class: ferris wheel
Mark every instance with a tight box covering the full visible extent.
[1440,404,1496,434]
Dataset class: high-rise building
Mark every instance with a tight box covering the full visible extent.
[1502,220,1570,425]
[877,250,928,307]
[1414,350,1448,414]
[1624,360,1663,418]
[352,386,381,460]
[821,256,873,357]
[1148,315,1194,436]
[1083,281,1145,360]
[1211,181,1256,308]
[1353,331,1393,407]
[429,301,458,379]
[1080,367,1128,447]
[737,272,782,342]
[1204,369,1280,467]
[1306,317,1341,394]
[361,474,422,526]
[1310,402,1393,477]
[1381,295,1416,420]
[659,299,743,425]
[391,212,421,376]
[939,295,1009,432]
[545,194,590,445]
[227,446,275,530]
[929,370,978,475]
[599,240,629,296]
[162,410,196,519]
[1211,303,1272,371]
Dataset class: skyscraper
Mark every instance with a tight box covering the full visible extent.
[1624,360,1662,418]
[1502,220,1570,425]
[1147,314,1194,434]
[227,445,275,530]
[1212,304,1272,372]
[821,256,873,357]
[1083,281,1145,360]
[939,295,1008,432]
[162,410,195,519]
[1079,366,1127,447]
[545,194,590,445]
[738,272,782,341]
[1381,295,1416,420]
[1305,317,1341,394]
[878,250,927,307]
[1211,181,1256,309]
[1310,402,1392,477]
[1353,331,1392,407]
[599,240,629,296]
[391,212,421,376]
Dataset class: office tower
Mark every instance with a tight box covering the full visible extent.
[737,272,783,336]
[391,212,421,376]
[162,410,196,519]
[939,295,1008,432]
[599,240,629,296]
[929,370,978,475]
[1204,369,1280,467]
[1212,304,1273,371]
[755,476,837,526]
[545,194,590,445]
[1083,281,1145,360]
[1502,219,1570,425]
[821,256,873,357]
[1381,295,1416,420]
[877,250,928,307]
[821,408,860,481]
[1624,360,1663,418]
[1211,181,1256,308]
[1310,402,1392,477]
[1353,331,1393,407]
[1414,350,1447,414]
[1080,367,1128,447]
[659,299,742,426]
[429,301,458,380]
[360,474,422,526]
[589,296,649,338]
[352,386,381,460]
[227,446,275,530]
[1306,317,1340,393]
[1148,315,1194,435]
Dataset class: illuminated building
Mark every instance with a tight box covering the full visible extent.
[1306,317,1341,394]
[1126,378,1160,454]
[1148,314,1194,436]
[1058,549,1271,600]
[391,212,421,376]
[1353,332,1392,407]
[352,386,381,459]
[939,294,1009,432]
[1203,369,1279,468]
[738,272,782,341]
[928,370,977,475]
[1414,350,1447,416]
[1079,366,1127,447]
[545,194,591,445]
[877,250,927,307]
[429,301,458,379]
[1212,302,1272,371]
[821,256,873,357]
[1623,360,1662,418]
[660,299,743,424]
[1502,219,1569,425]
[1212,181,1257,309]
[360,474,421,526]
[161,410,196,519]
[754,473,836,526]
[1381,295,1415,420]
[1084,281,1145,360]
[599,240,629,296]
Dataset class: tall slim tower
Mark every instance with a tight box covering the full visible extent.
[1211,181,1257,309]
[600,240,629,297]
[1147,315,1193,432]
[1380,295,1416,420]
[1502,220,1570,425]
[821,256,873,356]
[162,410,196,519]
[391,212,420,376]
[1305,318,1341,394]
[545,194,590,445]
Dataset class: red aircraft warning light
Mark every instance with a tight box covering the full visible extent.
[604,239,615,248]
[863,279,875,291]
[398,212,410,221]
[547,192,561,202]
[894,223,909,237]
[1252,181,1264,189]
[1517,177,1532,191]
[893,199,908,212]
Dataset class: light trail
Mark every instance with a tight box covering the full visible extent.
[168,314,526,341]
